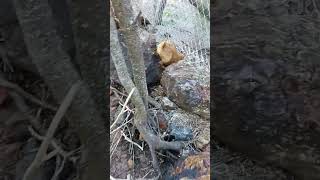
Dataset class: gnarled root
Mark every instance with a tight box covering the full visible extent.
[137,123,183,173]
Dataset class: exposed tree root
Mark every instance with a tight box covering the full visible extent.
[23,81,81,180]
[0,75,57,111]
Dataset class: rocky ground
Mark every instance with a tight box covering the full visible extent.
[109,59,293,179]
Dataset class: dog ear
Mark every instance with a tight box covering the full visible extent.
[162,41,167,48]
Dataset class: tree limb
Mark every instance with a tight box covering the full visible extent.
[0,75,57,111]
[112,0,149,107]
[23,81,81,180]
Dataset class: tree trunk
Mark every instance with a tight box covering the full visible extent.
[112,0,148,106]
[67,0,108,116]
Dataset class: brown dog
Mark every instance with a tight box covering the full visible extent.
[156,40,185,67]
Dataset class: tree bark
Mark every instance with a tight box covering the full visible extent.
[67,0,109,178]
[12,0,108,180]
[112,0,148,106]
[67,0,108,116]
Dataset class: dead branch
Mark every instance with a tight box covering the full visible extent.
[23,81,81,180]
[111,0,149,107]
[28,126,70,159]
[0,76,57,111]
[8,91,42,129]
[111,86,161,108]
[29,125,81,165]
[147,96,161,108]
[110,87,136,130]
[50,155,66,180]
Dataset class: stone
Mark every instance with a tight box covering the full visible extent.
[213,1,320,179]
[169,124,193,141]
[168,110,210,150]
[164,145,210,179]
[161,96,177,110]
[161,61,209,119]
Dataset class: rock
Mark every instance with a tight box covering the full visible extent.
[161,96,177,110]
[194,129,210,150]
[213,1,320,179]
[168,110,210,149]
[161,61,209,119]
[156,111,168,130]
[165,145,210,180]
[169,124,193,141]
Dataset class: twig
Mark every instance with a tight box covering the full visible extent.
[111,117,132,135]
[0,76,57,111]
[110,130,122,159]
[147,96,161,108]
[121,131,144,151]
[110,87,135,129]
[132,11,142,26]
[111,86,128,97]
[23,81,82,180]
[112,86,160,108]
[8,91,41,130]
[43,149,59,162]
[50,155,66,180]
[28,126,68,158]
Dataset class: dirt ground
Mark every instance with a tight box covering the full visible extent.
[110,138,293,179]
